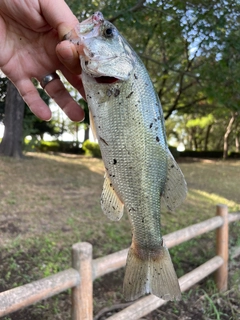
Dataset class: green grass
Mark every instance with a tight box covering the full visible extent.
[0,154,239,319]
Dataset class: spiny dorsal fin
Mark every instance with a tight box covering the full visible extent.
[162,150,187,211]
[101,174,124,221]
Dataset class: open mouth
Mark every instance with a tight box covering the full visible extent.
[95,76,119,84]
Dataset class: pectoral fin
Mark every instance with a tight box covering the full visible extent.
[101,174,124,221]
[162,150,187,211]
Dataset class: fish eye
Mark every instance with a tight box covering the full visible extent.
[104,27,114,37]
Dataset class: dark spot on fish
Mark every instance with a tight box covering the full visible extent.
[99,136,109,146]
[156,136,160,142]
[112,206,116,210]
[154,118,157,122]
[114,89,120,97]
[158,116,160,120]
[112,175,115,177]
[145,83,148,86]
[110,183,112,187]
[113,159,117,165]
[171,165,174,168]
[142,217,145,223]
[85,61,88,65]
[77,41,80,45]
[134,74,138,79]
[90,52,94,57]
[150,123,153,128]
[126,91,133,99]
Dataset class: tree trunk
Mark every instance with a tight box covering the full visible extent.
[84,125,90,142]
[236,133,239,153]
[223,112,238,159]
[204,124,212,151]
[0,81,25,158]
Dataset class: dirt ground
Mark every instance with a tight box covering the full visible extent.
[0,153,240,319]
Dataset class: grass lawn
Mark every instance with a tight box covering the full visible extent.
[0,153,239,319]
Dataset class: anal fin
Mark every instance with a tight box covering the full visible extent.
[101,174,124,221]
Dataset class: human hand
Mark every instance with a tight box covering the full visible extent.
[0,0,83,121]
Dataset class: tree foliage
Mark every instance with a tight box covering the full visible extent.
[1,0,240,157]
[65,0,240,156]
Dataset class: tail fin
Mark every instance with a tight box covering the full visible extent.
[123,244,181,301]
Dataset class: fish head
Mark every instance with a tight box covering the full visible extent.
[65,12,135,82]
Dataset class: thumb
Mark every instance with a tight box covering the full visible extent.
[56,40,81,75]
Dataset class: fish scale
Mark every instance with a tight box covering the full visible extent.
[67,11,187,301]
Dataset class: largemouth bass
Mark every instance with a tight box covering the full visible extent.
[66,12,187,301]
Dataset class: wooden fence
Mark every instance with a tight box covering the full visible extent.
[0,204,240,319]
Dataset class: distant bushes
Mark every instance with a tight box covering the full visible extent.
[169,146,179,159]
[228,152,240,159]
[24,139,102,157]
[179,150,224,158]
[23,138,240,160]
[82,140,102,158]
[25,140,83,154]
[179,150,240,159]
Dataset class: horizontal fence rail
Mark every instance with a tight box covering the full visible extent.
[0,205,240,319]
[0,269,79,317]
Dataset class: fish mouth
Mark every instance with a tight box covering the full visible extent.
[95,76,119,84]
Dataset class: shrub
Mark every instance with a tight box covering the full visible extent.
[228,151,240,159]
[26,140,84,154]
[82,140,102,158]
[169,146,179,159]
[180,150,223,158]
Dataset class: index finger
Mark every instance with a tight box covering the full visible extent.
[40,0,79,38]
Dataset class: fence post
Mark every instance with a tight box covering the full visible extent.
[71,242,93,320]
[215,204,229,292]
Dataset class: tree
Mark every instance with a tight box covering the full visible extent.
[0,81,25,158]
[0,76,8,121]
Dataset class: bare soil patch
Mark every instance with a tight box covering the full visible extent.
[0,153,239,319]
